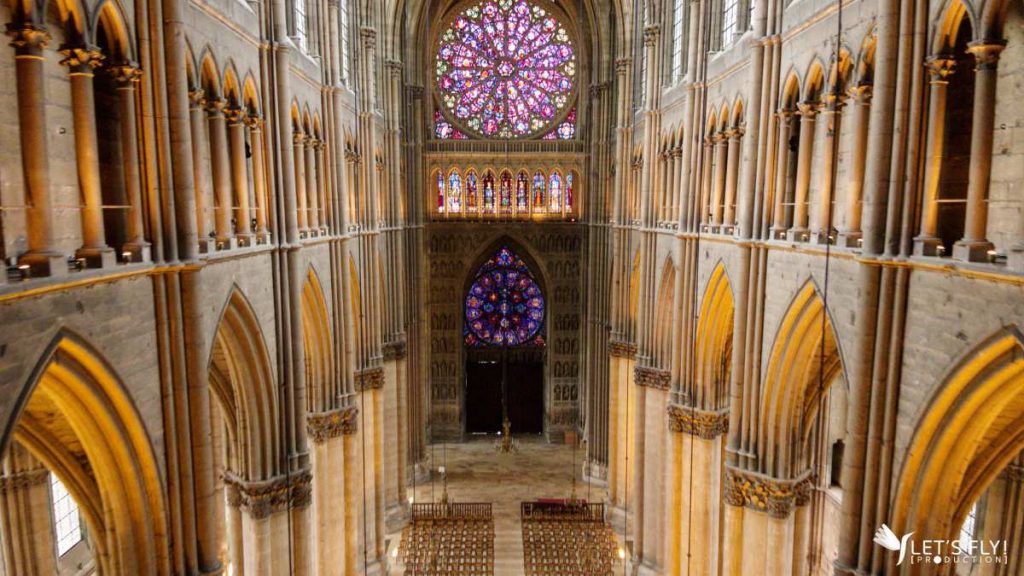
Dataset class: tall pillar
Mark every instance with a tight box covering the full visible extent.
[188,88,212,250]
[206,98,236,248]
[305,138,320,233]
[294,133,309,234]
[913,56,956,257]
[0,444,58,576]
[226,105,253,243]
[5,22,66,276]
[246,114,270,240]
[953,41,1006,262]
[700,137,714,228]
[786,102,817,241]
[109,62,149,261]
[837,84,872,247]
[770,110,794,238]
[61,44,116,266]
[711,132,728,227]
[813,97,844,244]
[722,127,743,230]
[314,139,327,234]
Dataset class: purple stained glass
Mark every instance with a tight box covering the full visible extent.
[465,246,545,347]
[435,0,577,139]
[434,110,468,140]
[542,107,577,140]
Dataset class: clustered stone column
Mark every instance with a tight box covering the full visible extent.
[914,55,956,257]
[206,97,236,248]
[226,105,253,244]
[189,87,212,249]
[722,126,743,231]
[294,132,309,235]
[61,43,116,266]
[711,131,728,228]
[787,101,818,241]
[954,41,1006,262]
[771,108,795,238]
[246,113,270,240]
[0,444,58,576]
[305,136,320,233]
[5,21,67,276]
[813,95,845,244]
[837,83,872,247]
[109,62,150,261]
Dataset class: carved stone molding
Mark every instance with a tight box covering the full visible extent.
[107,61,142,86]
[723,467,815,519]
[307,406,359,443]
[59,43,104,73]
[354,366,384,391]
[223,471,313,519]
[667,405,729,439]
[382,340,407,361]
[609,339,637,359]
[635,366,671,390]
[0,468,49,494]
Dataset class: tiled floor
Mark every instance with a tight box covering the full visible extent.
[387,437,610,576]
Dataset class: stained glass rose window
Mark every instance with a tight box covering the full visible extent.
[465,246,545,346]
[435,0,577,139]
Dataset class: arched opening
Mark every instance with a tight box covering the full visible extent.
[890,328,1024,574]
[694,263,734,409]
[758,281,848,574]
[207,288,283,575]
[463,243,547,435]
[302,268,335,412]
[0,333,169,575]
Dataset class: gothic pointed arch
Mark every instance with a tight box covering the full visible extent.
[302,267,335,413]
[760,280,845,478]
[653,256,676,370]
[463,240,547,347]
[208,287,280,481]
[4,330,170,575]
[694,262,734,410]
[889,327,1024,572]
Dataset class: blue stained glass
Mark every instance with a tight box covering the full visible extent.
[465,246,545,347]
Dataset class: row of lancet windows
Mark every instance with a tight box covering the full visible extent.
[291,0,351,83]
[432,169,578,220]
[667,0,755,85]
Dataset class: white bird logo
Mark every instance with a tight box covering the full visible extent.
[874,524,915,565]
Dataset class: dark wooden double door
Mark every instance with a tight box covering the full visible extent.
[465,349,543,434]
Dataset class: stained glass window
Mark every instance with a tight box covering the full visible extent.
[448,171,463,212]
[436,172,445,212]
[434,110,468,140]
[465,246,545,346]
[532,171,545,209]
[482,172,495,211]
[566,172,574,211]
[466,170,479,210]
[516,172,529,211]
[435,0,577,139]
[500,171,513,212]
[542,107,577,140]
[549,172,562,211]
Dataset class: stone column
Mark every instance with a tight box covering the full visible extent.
[225,105,253,244]
[5,22,66,276]
[305,137,320,233]
[813,97,844,244]
[206,97,236,248]
[294,133,309,234]
[0,444,58,576]
[712,132,729,227]
[771,110,794,238]
[913,55,956,257]
[108,62,149,262]
[314,139,328,234]
[188,88,212,250]
[246,114,270,241]
[224,480,244,575]
[700,137,715,228]
[61,44,115,266]
[787,102,817,241]
[723,127,743,230]
[954,41,1006,262]
[837,84,872,247]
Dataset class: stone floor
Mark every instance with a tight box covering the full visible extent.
[386,436,612,576]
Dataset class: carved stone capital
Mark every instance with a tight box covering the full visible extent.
[59,43,104,73]
[224,105,247,125]
[615,58,632,74]
[188,87,206,108]
[293,131,308,145]
[407,85,424,99]
[223,471,313,519]
[6,22,50,56]
[726,126,745,140]
[360,26,377,49]
[667,404,729,439]
[204,97,226,115]
[796,101,819,117]
[723,467,815,519]
[382,340,407,361]
[967,40,1006,70]
[847,82,872,103]
[924,55,956,82]
[0,467,50,494]
[385,58,403,74]
[609,339,637,359]
[354,366,384,391]
[643,25,660,47]
[107,61,142,86]
[244,112,263,129]
[635,366,671,390]
[307,406,359,443]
